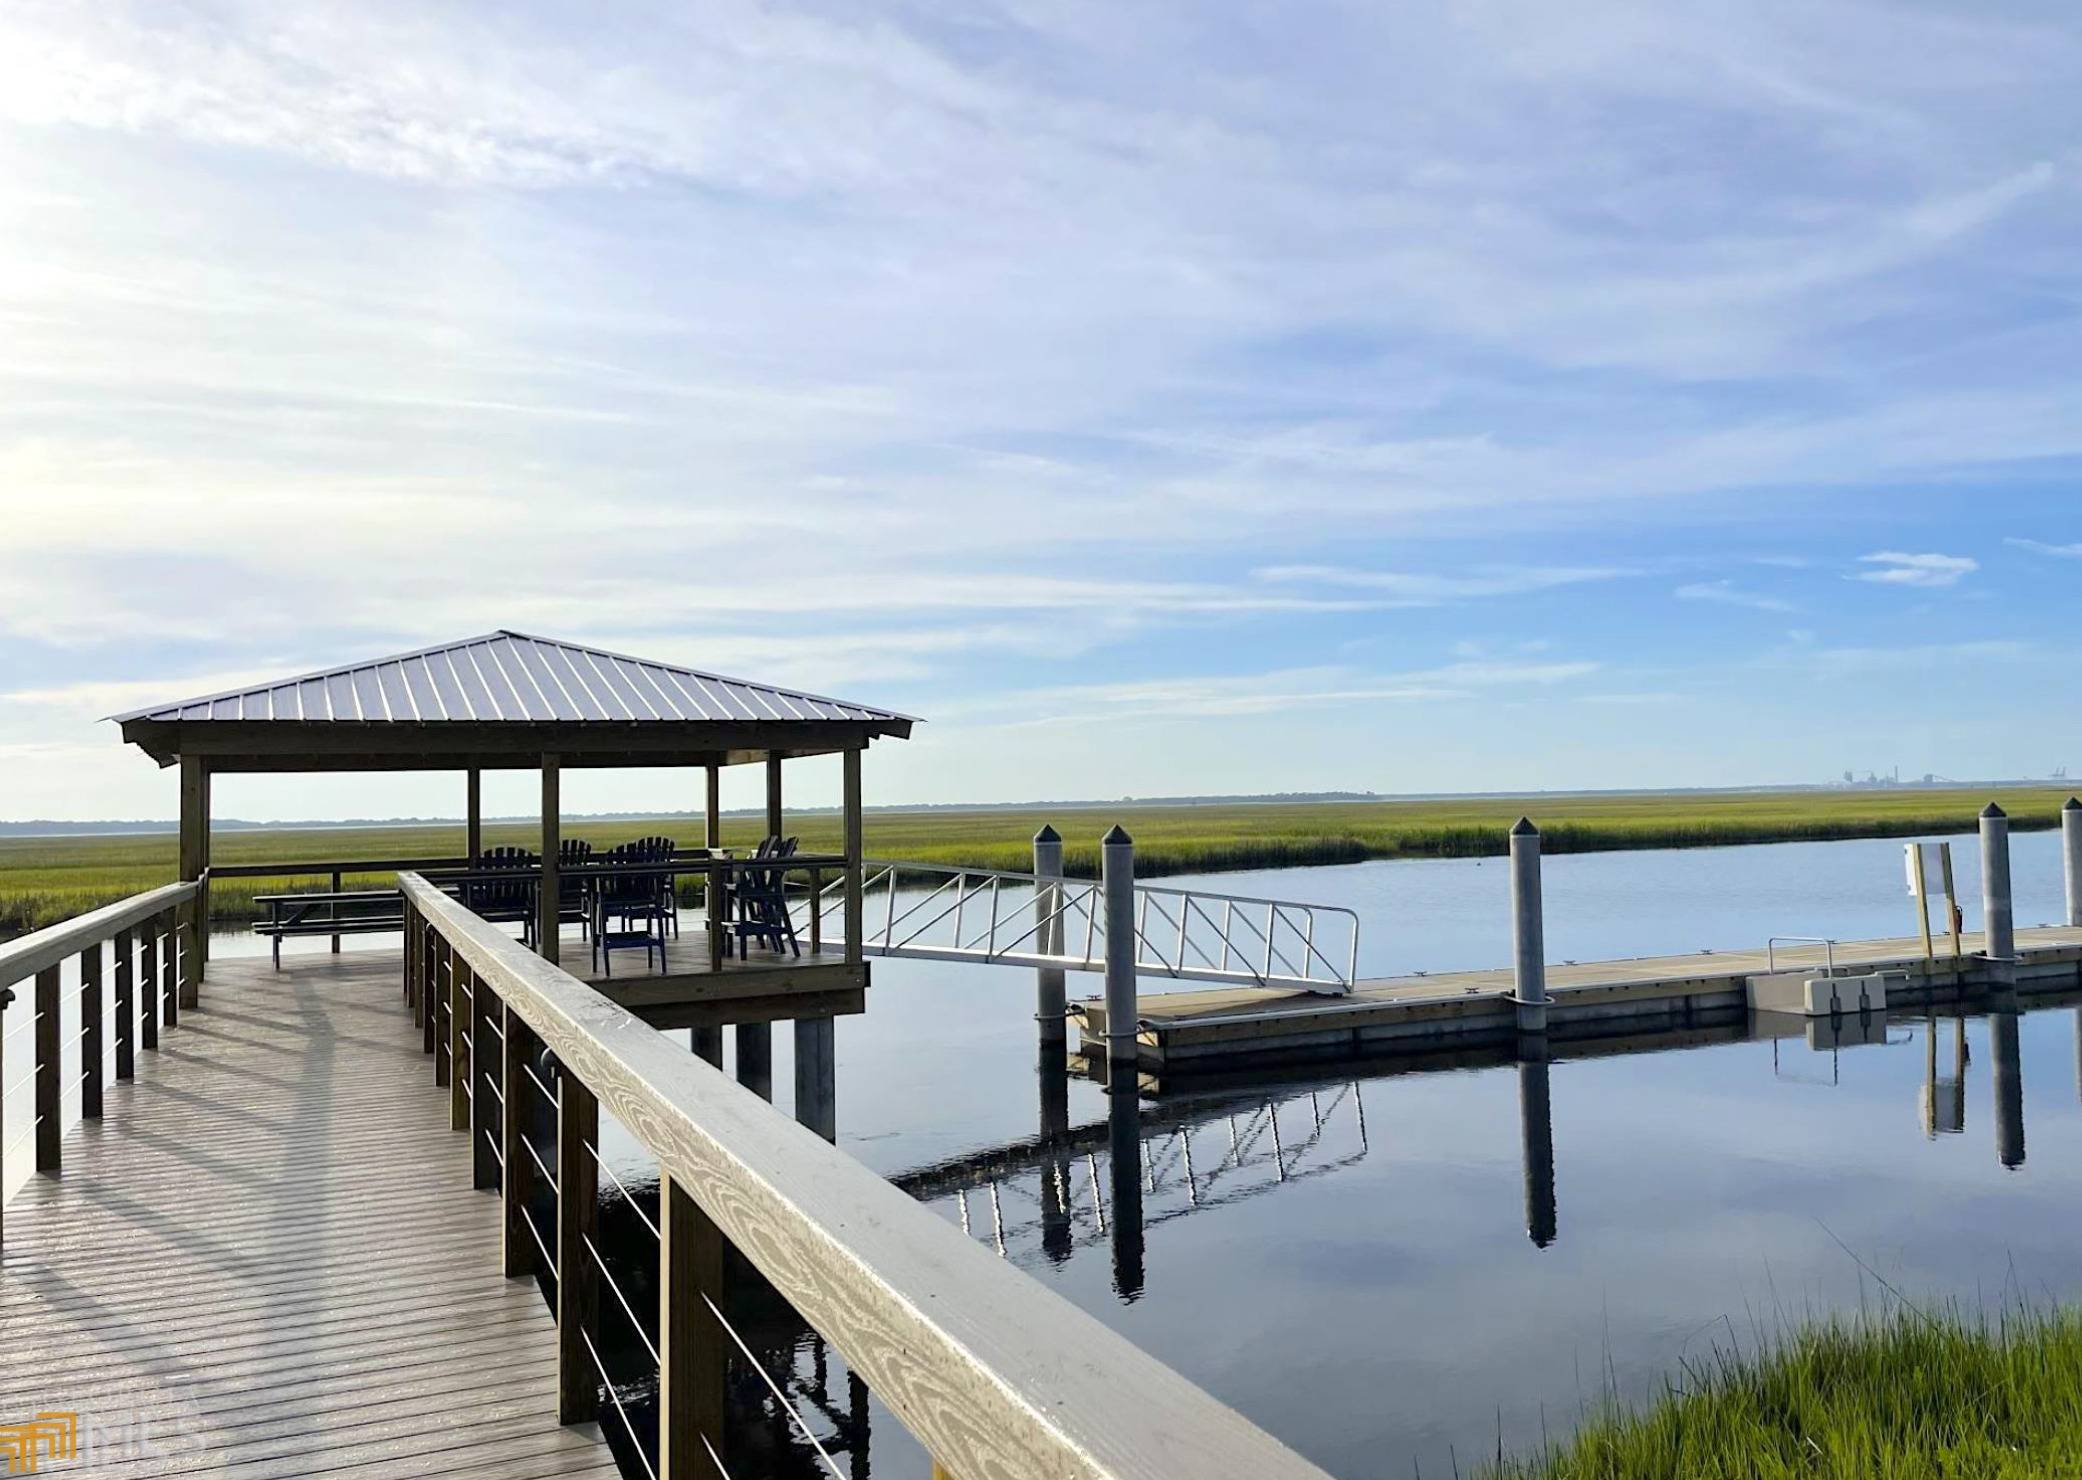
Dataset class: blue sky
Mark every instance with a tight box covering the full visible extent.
[3,1,2082,819]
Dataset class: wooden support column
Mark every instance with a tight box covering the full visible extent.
[704,765,721,850]
[765,753,783,840]
[659,1174,727,1479]
[34,965,60,1171]
[842,747,863,967]
[466,768,484,862]
[113,928,135,1080]
[539,756,561,966]
[502,1003,536,1277]
[705,763,726,970]
[80,945,104,1120]
[139,919,160,1052]
[178,755,207,1005]
[557,1070,600,1424]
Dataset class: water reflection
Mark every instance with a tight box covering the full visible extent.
[1518,1046,1556,1250]
[1993,1005,2025,1169]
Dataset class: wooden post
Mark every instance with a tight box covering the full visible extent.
[178,755,207,1005]
[705,763,726,970]
[34,965,60,1171]
[113,927,135,1081]
[80,945,104,1120]
[557,1070,600,1424]
[765,753,784,839]
[842,748,863,968]
[472,974,499,1189]
[691,1026,724,1068]
[539,756,561,966]
[1910,843,1935,964]
[467,768,484,862]
[794,1017,836,1142]
[330,868,343,954]
[736,1022,773,1100]
[659,1174,727,1479]
[808,867,823,955]
[139,918,159,1052]
[450,953,471,1129]
[502,1003,536,1277]
[198,762,212,974]
[705,765,721,850]
[1941,842,1964,962]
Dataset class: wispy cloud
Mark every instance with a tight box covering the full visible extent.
[2006,537,2082,559]
[1255,565,1630,604]
[1675,580,1797,614]
[1852,552,1979,589]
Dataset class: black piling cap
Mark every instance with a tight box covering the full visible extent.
[1983,802,2007,820]
[1102,823,1133,846]
[1511,816,1540,837]
[1033,823,1061,844]
[2066,797,2082,812]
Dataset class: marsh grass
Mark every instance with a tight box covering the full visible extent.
[2,785,2074,934]
[1482,1303,2082,1480]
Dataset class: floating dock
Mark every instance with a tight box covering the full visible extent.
[1076,927,2082,1076]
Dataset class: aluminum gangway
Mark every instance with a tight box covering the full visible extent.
[789,859,1359,994]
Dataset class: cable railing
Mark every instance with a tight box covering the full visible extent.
[399,870,1333,1480]
[789,860,1360,994]
[0,880,200,1249]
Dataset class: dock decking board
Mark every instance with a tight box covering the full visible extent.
[0,950,615,1478]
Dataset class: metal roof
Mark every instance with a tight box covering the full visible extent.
[111,631,918,728]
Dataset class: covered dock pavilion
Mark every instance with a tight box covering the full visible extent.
[113,630,916,1023]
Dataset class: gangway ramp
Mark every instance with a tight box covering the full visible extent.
[791,859,1359,994]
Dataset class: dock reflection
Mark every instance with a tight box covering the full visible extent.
[900,1069,1373,1294]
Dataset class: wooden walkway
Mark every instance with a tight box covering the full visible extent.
[0,950,616,1478]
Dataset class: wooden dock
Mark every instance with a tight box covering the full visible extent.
[0,950,617,1478]
[1078,926,2082,1076]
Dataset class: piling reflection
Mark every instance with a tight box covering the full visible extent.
[1518,1046,1556,1250]
[1108,1085,1145,1301]
[1992,1006,2025,1169]
[1037,1038,1074,1265]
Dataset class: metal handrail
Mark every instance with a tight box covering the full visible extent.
[791,859,1359,994]
[1767,936,1840,976]
[400,871,1332,1480]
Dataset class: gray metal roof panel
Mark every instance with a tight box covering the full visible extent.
[110,630,917,729]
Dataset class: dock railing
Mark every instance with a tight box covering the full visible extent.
[0,879,199,1250]
[793,860,1360,994]
[398,870,1334,1480]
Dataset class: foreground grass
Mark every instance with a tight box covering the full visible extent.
[1484,1308,2082,1480]
[2,785,2076,934]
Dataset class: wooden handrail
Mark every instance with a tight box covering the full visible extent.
[399,871,1332,1480]
[0,880,198,985]
[2,882,194,1251]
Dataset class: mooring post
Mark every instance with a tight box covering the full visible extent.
[1101,825,1137,1070]
[1980,802,2015,974]
[1033,825,1066,1048]
[2064,797,2082,928]
[1511,818,1549,1035]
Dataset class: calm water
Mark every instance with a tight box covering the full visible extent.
[11,827,2082,1477]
